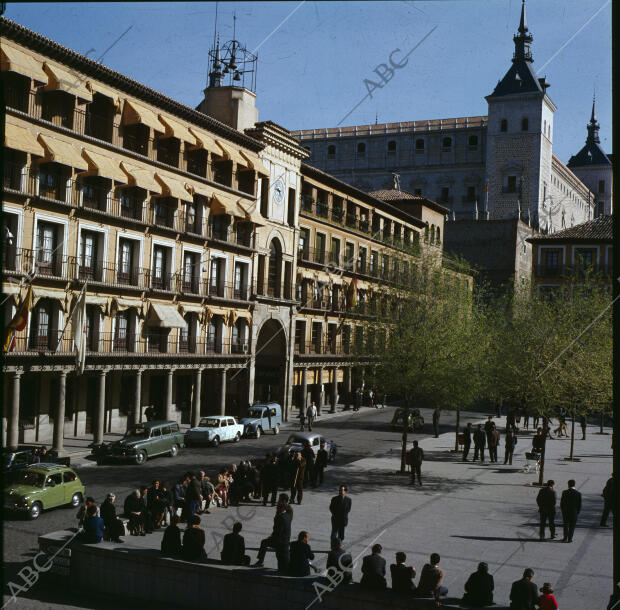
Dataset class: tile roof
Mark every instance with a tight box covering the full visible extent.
[567,141,612,167]
[529,215,612,242]
[369,189,450,215]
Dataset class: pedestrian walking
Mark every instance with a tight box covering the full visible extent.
[504,428,517,465]
[473,424,486,463]
[290,451,306,505]
[462,422,472,462]
[315,441,328,487]
[261,456,279,507]
[536,480,557,541]
[560,479,581,543]
[509,568,538,610]
[408,440,424,486]
[306,402,317,431]
[488,424,500,463]
[354,388,362,411]
[432,406,440,438]
[600,476,614,527]
[579,415,586,440]
[329,485,352,541]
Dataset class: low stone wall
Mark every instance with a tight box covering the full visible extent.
[38,531,471,609]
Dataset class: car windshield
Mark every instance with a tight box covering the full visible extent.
[124,427,149,439]
[198,418,220,428]
[286,435,306,445]
[246,409,264,418]
[16,470,45,487]
[4,454,14,468]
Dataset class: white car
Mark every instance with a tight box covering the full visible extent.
[185,416,245,447]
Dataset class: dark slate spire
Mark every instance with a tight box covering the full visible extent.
[567,96,610,167]
[513,0,533,63]
[587,95,600,143]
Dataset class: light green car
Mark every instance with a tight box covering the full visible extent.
[4,463,85,520]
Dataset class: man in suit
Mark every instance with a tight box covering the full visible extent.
[462,422,472,462]
[290,451,307,505]
[473,424,486,463]
[432,406,440,438]
[301,441,316,488]
[488,424,500,463]
[326,537,352,584]
[408,440,424,486]
[509,568,538,610]
[254,494,293,572]
[560,479,581,542]
[600,476,615,526]
[289,530,315,576]
[261,456,279,507]
[329,485,352,541]
[360,543,387,589]
[390,551,416,593]
[221,521,250,566]
[315,441,329,487]
[536,480,557,541]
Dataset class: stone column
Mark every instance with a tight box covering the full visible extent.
[7,371,22,449]
[330,367,338,414]
[192,368,203,428]
[317,366,325,416]
[301,368,308,413]
[52,371,67,454]
[220,368,227,415]
[94,370,107,445]
[165,369,174,421]
[132,370,142,426]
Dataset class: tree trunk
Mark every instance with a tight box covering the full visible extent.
[538,416,548,486]
[600,411,604,434]
[454,408,461,451]
[569,414,576,460]
[400,399,409,474]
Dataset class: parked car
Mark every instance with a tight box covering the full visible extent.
[4,463,85,520]
[241,403,283,438]
[185,415,245,447]
[390,408,424,432]
[4,447,70,485]
[279,432,337,462]
[91,420,185,465]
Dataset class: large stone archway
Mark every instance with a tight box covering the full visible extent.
[254,319,288,408]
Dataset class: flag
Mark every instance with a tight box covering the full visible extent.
[72,287,87,374]
[3,284,33,352]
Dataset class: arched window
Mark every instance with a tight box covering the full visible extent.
[268,239,282,297]
[430,225,436,243]
[441,137,452,151]
[500,119,508,132]
[424,225,429,243]
[521,117,529,131]
[357,142,366,157]
[436,227,441,244]
[387,140,397,154]
[468,135,478,149]
[415,139,425,152]
[327,144,336,158]
[543,119,546,134]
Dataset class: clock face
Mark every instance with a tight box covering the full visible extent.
[273,179,284,204]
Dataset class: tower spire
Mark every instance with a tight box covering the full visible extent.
[513,0,533,63]
[587,93,600,144]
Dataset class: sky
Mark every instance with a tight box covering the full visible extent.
[5,1,612,163]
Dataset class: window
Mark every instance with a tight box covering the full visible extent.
[267,240,282,297]
[298,228,310,259]
[287,188,296,225]
[500,119,508,132]
[233,262,248,300]
[440,187,450,203]
[209,257,225,297]
[311,322,322,353]
[544,250,560,269]
[357,142,366,157]
[79,230,101,280]
[260,177,269,217]
[30,300,51,349]
[387,140,397,154]
[521,117,529,131]
[36,221,61,276]
[327,145,336,159]
[506,175,517,193]
[466,186,476,202]
[182,251,199,293]
[295,320,306,352]
[315,233,326,264]
[151,428,161,438]
[441,137,452,151]
[415,139,425,153]
[356,246,366,273]
[598,180,605,194]
[152,245,171,290]
[575,248,595,268]
[117,238,139,286]
[113,310,131,351]
[330,238,341,266]
[63,471,77,483]
[468,135,478,149]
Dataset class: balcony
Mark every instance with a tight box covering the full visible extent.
[178,274,202,295]
[150,204,176,229]
[3,162,25,191]
[331,208,344,223]
[316,201,329,218]
[295,341,348,356]
[110,196,146,222]
[356,260,367,275]
[301,195,315,213]
[205,282,251,301]
[178,210,205,236]
[147,270,176,292]
[7,248,65,278]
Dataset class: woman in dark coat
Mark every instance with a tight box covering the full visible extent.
[100,493,125,542]
[161,515,183,557]
[182,515,207,561]
[462,562,494,607]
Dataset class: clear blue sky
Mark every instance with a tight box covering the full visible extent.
[5,1,612,162]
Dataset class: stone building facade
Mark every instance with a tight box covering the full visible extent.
[1,17,468,448]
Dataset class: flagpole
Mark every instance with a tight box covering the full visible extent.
[55,282,87,352]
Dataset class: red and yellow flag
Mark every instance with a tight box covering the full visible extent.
[3,284,33,352]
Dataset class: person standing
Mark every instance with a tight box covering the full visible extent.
[329,485,352,541]
[473,424,486,463]
[600,476,615,527]
[261,456,279,507]
[536,480,557,541]
[408,440,424,486]
[254,494,293,572]
[488,424,500,463]
[432,406,440,438]
[315,442,328,487]
[360,544,387,590]
[184,472,203,519]
[145,404,155,421]
[484,416,495,446]
[579,415,587,440]
[290,451,307,505]
[462,422,472,462]
[354,388,362,411]
[306,402,317,431]
[301,441,316,488]
[509,568,538,610]
[504,428,517,465]
[299,407,306,431]
[560,479,581,543]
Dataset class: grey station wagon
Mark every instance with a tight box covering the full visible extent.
[92,420,185,465]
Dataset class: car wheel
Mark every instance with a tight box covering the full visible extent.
[255,427,262,439]
[234,432,241,443]
[273,423,280,435]
[29,502,42,520]
[169,444,179,457]
[212,436,220,448]
[69,492,82,508]
[135,450,147,465]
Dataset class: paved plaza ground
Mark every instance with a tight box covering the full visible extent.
[3,407,614,609]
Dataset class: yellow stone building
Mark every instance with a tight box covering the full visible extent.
[1,17,469,449]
